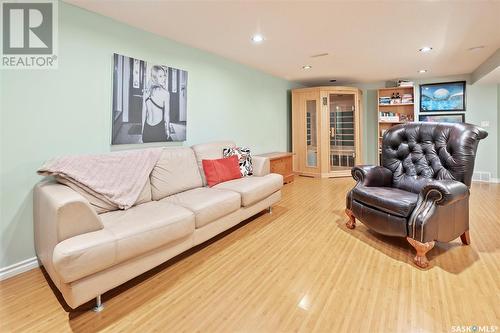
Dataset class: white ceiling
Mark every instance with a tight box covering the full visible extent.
[66,0,500,85]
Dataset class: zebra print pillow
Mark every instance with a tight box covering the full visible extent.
[223,147,253,177]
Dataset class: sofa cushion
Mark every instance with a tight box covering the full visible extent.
[202,156,242,187]
[223,147,253,176]
[53,201,194,283]
[191,141,236,185]
[162,187,241,228]
[352,186,418,218]
[351,199,408,237]
[150,147,203,200]
[213,174,283,207]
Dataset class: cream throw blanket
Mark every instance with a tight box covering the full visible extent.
[38,148,163,210]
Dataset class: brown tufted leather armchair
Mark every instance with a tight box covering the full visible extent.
[345,122,488,268]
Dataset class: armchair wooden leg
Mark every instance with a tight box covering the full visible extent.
[460,231,470,245]
[407,237,435,268]
[345,208,356,229]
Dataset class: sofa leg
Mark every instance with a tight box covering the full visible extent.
[460,230,470,245]
[92,295,104,312]
[268,206,272,214]
[345,208,355,229]
[407,237,435,268]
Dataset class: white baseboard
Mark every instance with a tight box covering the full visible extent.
[472,178,500,184]
[0,257,40,281]
[472,171,499,183]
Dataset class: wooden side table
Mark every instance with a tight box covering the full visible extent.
[258,152,294,184]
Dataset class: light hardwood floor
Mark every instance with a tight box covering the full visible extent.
[1,177,499,332]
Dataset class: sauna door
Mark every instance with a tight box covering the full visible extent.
[293,91,321,176]
[328,93,357,173]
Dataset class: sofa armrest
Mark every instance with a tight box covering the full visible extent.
[351,165,393,187]
[420,180,469,206]
[252,156,270,176]
[34,181,104,243]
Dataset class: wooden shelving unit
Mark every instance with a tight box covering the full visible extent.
[377,86,415,163]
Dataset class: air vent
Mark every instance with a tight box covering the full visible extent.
[473,171,492,182]
[310,53,329,58]
[481,172,491,182]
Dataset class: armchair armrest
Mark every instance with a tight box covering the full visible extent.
[409,179,470,243]
[252,156,270,176]
[420,179,469,206]
[351,165,393,187]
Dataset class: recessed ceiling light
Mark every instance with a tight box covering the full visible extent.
[418,69,428,73]
[468,46,485,52]
[302,65,312,70]
[419,46,433,53]
[251,34,264,43]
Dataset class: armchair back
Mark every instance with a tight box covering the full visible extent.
[382,122,487,193]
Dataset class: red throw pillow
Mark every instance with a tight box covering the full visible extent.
[202,155,242,187]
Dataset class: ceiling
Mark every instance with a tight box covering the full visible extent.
[66,0,500,85]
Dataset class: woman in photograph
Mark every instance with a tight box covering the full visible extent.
[142,65,171,143]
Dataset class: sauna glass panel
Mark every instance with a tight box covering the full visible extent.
[306,100,318,168]
[329,94,355,171]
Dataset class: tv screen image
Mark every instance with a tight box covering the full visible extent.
[420,81,466,112]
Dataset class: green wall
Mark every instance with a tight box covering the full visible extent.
[0,3,297,268]
[353,83,383,164]
[354,75,498,180]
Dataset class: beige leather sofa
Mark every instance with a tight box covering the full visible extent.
[34,141,283,310]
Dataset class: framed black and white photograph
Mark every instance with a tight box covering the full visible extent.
[419,81,466,112]
[111,53,187,144]
[418,113,465,124]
